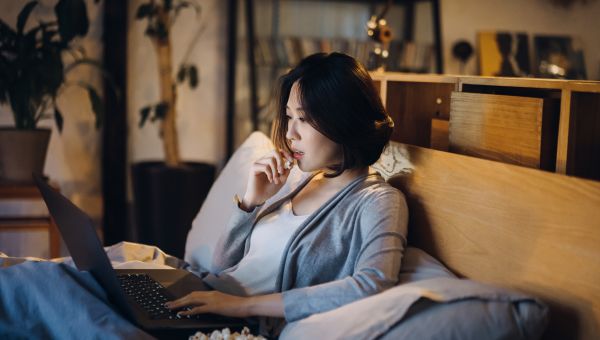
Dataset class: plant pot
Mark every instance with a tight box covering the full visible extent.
[131,161,215,258]
[0,128,51,184]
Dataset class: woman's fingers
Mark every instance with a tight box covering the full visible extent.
[265,157,279,183]
[166,291,212,310]
[251,150,293,185]
[165,291,247,318]
[253,163,273,182]
[165,292,201,309]
[178,305,209,316]
[271,149,285,175]
[254,157,280,184]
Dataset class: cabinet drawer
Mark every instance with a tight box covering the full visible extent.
[449,92,559,169]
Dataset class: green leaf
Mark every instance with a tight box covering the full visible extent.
[177,65,187,83]
[0,19,17,44]
[55,0,89,44]
[40,24,59,46]
[54,106,64,133]
[155,22,168,41]
[139,106,151,127]
[155,102,169,120]
[8,78,37,129]
[17,1,38,35]
[39,48,64,96]
[188,65,199,88]
[145,25,156,37]
[136,3,155,19]
[80,85,104,129]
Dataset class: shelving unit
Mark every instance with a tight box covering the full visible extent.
[226,0,442,155]
[371,72,600,181]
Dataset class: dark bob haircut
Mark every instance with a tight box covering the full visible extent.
[272,52,394,177]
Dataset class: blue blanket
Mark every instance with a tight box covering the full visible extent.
[0,261,152,339]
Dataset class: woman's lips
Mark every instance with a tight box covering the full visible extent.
[293,152,304,160]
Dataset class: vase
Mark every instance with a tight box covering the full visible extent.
[131,161,216,258]
[0,128,51,184]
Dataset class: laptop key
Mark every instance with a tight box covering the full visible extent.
[117,273,186,319]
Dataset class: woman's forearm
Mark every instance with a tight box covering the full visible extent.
[245,293,285,318]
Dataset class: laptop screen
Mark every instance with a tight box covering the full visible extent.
[33,174,135,319]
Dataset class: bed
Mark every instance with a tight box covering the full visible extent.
[386,143,600,340]
[184,132,599,339]
[2,132,599,339]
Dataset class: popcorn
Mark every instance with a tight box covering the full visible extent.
[284,159,294,170]
[189,327,265,340]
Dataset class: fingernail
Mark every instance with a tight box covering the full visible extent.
[164,302,170,308]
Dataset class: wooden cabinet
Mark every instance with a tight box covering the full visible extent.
[372,72,600,181]
[0,183,61,258]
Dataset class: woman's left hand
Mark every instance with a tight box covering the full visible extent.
[165,291,250,318]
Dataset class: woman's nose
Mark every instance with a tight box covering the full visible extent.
[286,122,300,141]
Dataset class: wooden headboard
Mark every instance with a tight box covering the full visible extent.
[387,144,600,340]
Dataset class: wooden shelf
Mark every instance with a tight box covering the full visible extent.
[373,73,600,181]
[0,183,61,258]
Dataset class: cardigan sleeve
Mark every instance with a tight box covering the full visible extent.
[281,188,408,322]
[209,204,261,273]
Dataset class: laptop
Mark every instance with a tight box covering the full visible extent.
[33,174,253,337]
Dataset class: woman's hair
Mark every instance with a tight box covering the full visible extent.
[272,52,394,177]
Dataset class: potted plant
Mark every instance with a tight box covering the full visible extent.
[0,0,104,183]
[132,0,215,257]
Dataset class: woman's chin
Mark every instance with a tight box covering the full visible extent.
[296,161,315,173]
[296,162,307,172]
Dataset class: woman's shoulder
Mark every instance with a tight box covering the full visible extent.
[353,171,406,203]
[335,172,407,220]
[344,173,408,235]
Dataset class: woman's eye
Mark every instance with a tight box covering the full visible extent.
[298,117,306,122]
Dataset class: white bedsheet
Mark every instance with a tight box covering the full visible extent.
[0,241,186,270]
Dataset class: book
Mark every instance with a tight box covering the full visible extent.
[478,31,531,77]
[533,35,586,79]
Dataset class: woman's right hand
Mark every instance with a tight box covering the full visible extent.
[240,149,294,211]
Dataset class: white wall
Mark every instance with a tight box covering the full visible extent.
[441,0,600,79]
[0,0,104,220]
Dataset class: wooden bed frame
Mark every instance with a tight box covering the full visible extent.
[387,144,600,340]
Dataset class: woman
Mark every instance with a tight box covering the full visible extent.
[166,52,409,325]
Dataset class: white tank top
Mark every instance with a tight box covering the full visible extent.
[204,199,308,296]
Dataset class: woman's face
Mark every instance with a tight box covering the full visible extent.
[285,82,342,173]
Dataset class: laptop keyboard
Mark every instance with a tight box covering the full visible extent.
[117,273,200,320]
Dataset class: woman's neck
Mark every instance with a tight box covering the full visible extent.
[318,166,370,189]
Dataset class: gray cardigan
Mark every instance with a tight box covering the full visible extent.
[210,172,408,322]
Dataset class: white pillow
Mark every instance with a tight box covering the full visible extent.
[184,131,273,271]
